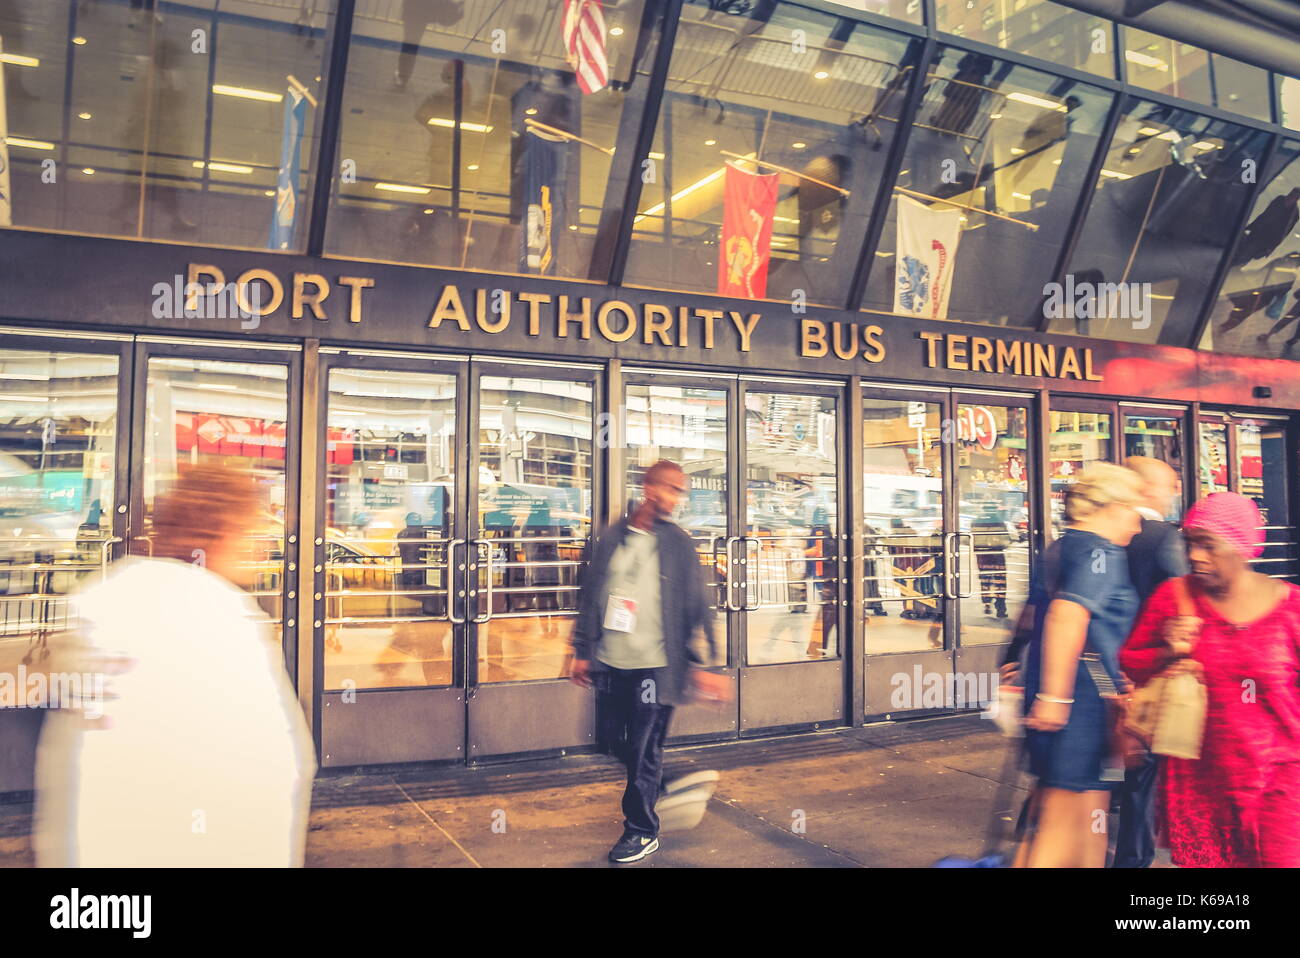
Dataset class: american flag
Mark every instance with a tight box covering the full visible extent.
[563,0,609,95]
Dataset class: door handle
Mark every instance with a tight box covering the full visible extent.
[471,538,493,624]
[942,532,957,600]
[722,536,742,612]
[956,532,977,599]
[447,538,467,624]
[742,536,761,612]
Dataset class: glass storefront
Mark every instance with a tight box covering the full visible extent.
[1047,406,1111,535]
[935,0,1114,77]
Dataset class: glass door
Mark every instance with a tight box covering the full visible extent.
[863,387,1037,719]
[316,351,468,766]
[1122,403,1187,520]
[466,361,599,760]
[622,372,736,743]
[1047,399,1114,538]
[131,340,299,667]
[738,381,844,733]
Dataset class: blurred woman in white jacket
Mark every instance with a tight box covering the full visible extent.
[35,466,315,867]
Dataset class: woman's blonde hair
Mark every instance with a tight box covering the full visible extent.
[1064,462,1144,522]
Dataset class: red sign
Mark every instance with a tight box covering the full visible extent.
[718,163,779,299]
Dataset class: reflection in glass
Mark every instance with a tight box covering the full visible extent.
[0,0,331,247]
[323,368,457,691]
[142,357,288,641]
[1202,140,1300,358]
[862,396,944,653]
[624,0,917,304]
[476,376,592,683]
[957,404,1030,646]
[862,45,1113,326]
[822,0,922,26]
[935,0,1113,76]
[1123,409,1183,519]
[1058,98,1270,345]
[0,349,118,675]
[625,382,728,667]
[328,0,649,277]
[1197,419,1230,496]
[1124,30,1270,122]
[1048,408,1111,536]
[744,393,838,665]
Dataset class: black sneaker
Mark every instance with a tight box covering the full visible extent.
[608,830,659,864]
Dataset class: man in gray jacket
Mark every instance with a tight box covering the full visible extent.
[569,460,729,864]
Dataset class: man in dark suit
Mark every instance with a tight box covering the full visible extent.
[1114,456,1188,868]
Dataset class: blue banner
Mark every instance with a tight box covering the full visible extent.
[269,86,309,250]
[520,128,568,275]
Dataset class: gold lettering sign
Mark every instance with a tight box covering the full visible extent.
[918,331,1101,382]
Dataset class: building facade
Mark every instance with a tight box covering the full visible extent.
[1,0,1297,788]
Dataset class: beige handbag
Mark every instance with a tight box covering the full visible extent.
[1125,577,1208,760]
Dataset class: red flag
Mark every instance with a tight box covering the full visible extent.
[718,163,779,299]
[563,0,608,95]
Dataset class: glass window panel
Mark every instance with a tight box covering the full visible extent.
[935,0,1114,77]
[623,0,918,305]
[1056,98,1271,345]
[862,46,1113,327]
[1207,54,1271,123]
[1048,408,1111,536]
[0,0,332,247]
[957,403,1030,646]
[477,375,592,683]
[1123,29,1211,105]
[1197,418,1230,496]
[1237,417,1295,580]
[0,349,118,670]
[1202,139,1300,359]
[745,392,839,664]
[625,382,728,667]
[862,396,945,653]
[1280,75,1300,132]
[823,1,922,26]
[141,356,289,641]
[323,368,458,692]
[1122,409,1184,520]
[327,0,650,277]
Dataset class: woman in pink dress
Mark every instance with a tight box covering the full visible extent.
[1120,492,1300,867]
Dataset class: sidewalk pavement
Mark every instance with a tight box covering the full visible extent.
[1,715,1025,867]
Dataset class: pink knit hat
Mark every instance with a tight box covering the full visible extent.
[1183,492,1265,559]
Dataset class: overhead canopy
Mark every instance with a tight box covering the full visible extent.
[1056,0,1300,78]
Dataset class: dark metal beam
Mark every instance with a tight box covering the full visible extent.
[305,0,356,258]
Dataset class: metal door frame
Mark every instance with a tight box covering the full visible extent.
[464,355,604,762]
[735,375,848,736]
[619,367,741,743]
[128,336,303,673]
[312,347,470,767]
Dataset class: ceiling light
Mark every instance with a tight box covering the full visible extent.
[1052,158,1062,165]
[792,141,807,150]
[1012,192,1031,200]
[1010,147,1025,155]
[0,53,39,67]
[375,182,432,195]
[636,165,731,220]
[814,70,829,80]
[0,395,50,402]
[466,163,479,171]
[426,117,493,133]
[1006,92,1067,112]
[705,138,717,146]
[568,224,578,230]
[72,36,87,46]
[5,136,55,150]
[423,208,434,214]
[81,168,95,175]
[989,113,1003,119]
[1125,50,1168,71]
[213,84,283,102]
[1193,140,1219,150]
[1100,168,1133,180]
[1138,126,1161,136]
[193,160,255,174]
[525,108,538,116]
[610,26,624,37]
[264,190,274,196]
[77,111,92,120]
[649,151,665,160]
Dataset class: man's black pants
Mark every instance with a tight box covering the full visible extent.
[597,667,674,838]
[1114,751,1160,868]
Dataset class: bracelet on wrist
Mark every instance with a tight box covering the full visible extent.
[1036,693,1074,705]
